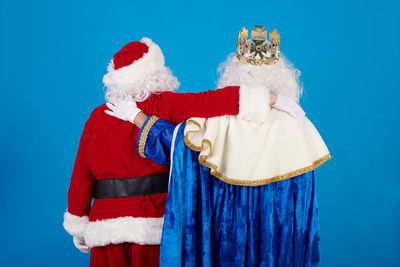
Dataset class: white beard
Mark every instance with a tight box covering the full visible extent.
[217,53,302,103]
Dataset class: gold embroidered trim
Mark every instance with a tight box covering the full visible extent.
[138,116,159,159]
[183,119,203,151]
[183,119,331,186]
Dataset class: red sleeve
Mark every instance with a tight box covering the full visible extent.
[137,86,240,125]
[67,110,96,217]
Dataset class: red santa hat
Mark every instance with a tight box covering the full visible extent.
[103,37,167,91]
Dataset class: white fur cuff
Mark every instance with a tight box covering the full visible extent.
[238,84,270,123]
[63,211,89,238]
[84,216,164,248]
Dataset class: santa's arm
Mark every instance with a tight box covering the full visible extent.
[136,114,175,165]
[63,113,96,253]
[104,91,304,129]
[137,86,275,125]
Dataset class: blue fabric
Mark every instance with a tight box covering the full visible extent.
[160,123,321,267]
[137,115,175,165]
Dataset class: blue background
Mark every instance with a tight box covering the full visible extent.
[1,0,399,266]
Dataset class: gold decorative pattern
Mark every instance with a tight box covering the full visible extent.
[138,116,159,158]
[269,29,280,41]
[236,25,281,66]
[236,53,280,66]
[238,27,249,42]
[183,120,331,186]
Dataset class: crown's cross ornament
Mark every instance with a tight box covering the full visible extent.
[236,25,281,65]
[251,26,268,39]
[250,26,268,59]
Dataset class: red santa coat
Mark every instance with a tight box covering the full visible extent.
[63,85,274,248]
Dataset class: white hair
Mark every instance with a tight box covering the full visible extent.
[104,66,180,103]
[217,53,302,102]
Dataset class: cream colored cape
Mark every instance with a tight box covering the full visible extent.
[184,109,331,186]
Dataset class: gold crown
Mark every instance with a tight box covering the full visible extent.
[236,26,280,66]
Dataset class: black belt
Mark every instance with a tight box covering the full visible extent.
[94,174,169,199]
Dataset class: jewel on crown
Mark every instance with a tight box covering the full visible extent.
[236,25,280,66]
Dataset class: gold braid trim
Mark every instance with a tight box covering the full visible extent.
[183,119,332,186]
[138,116,159,158]
[183,119,203,151]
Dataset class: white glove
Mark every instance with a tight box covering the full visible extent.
[105,101,142,123]
[273,94,306,120]
[73,236,90,253]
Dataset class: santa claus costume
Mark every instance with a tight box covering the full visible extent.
[63,37,272,267]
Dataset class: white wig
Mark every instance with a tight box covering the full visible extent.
[217,53,302,102]
[104,66,180,104]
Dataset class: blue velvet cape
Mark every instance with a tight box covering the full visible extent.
[140,116,322,267]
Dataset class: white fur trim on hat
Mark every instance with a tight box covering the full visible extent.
[83,216,164,248]
[237,84,271,123]
[63,211,89,238]
[103,37,165,90]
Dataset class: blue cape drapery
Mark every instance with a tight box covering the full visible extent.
[140,117,322,266]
